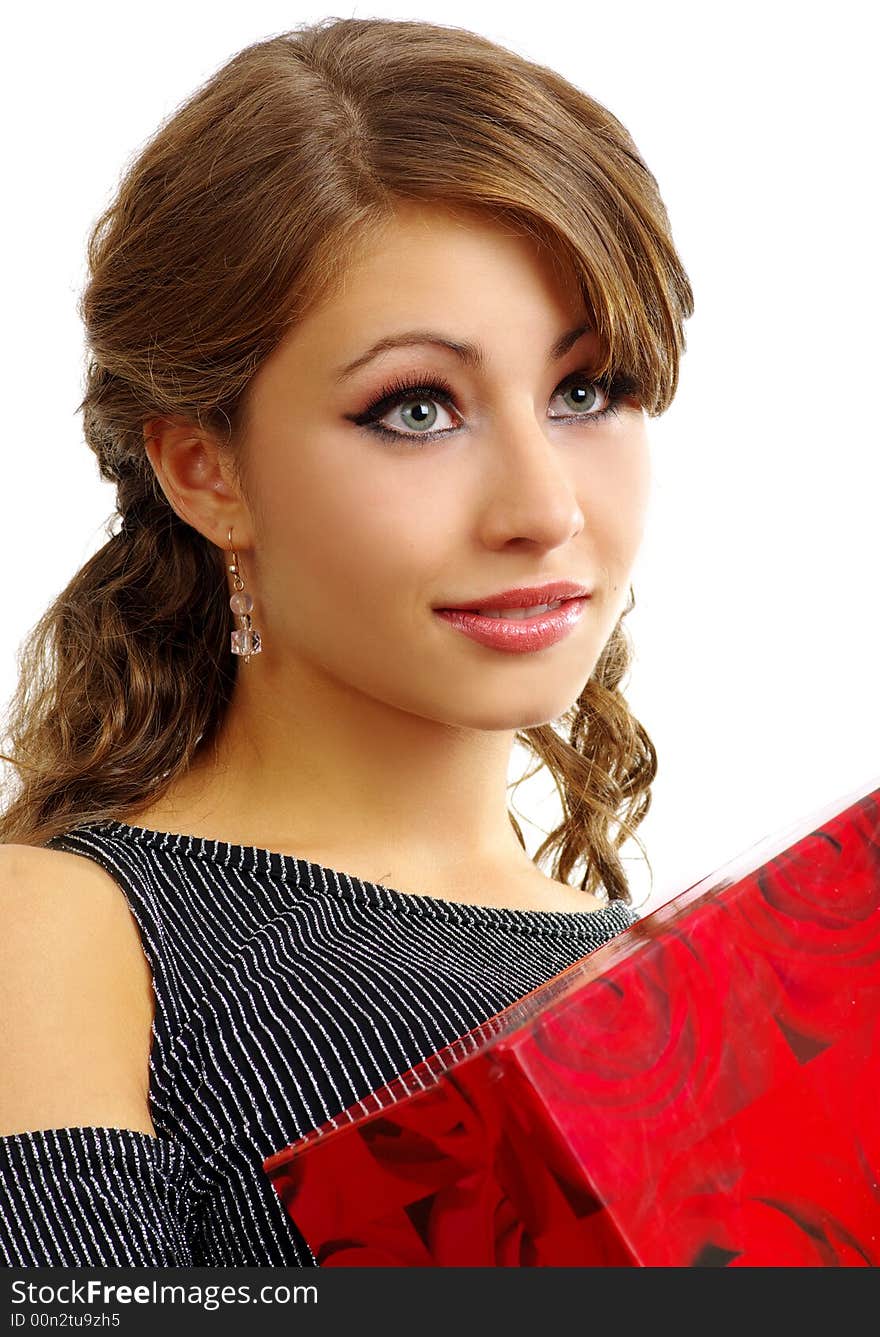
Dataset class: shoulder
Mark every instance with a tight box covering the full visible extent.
[0,842,154,970]
[0,843,156,1138]
[3,838,134,903]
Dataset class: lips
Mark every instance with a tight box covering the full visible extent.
[434,596,590,654]
[475,600,563,618]
[437,580,592,613]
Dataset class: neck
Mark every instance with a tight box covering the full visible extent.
[146,654,540,889]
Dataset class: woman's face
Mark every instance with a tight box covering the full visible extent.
[238,202,651,730]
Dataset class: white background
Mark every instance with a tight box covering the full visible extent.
[2,1,877,914]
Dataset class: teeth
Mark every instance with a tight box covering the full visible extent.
[475,601,563,619]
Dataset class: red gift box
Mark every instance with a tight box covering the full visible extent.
[263,779,880,1266]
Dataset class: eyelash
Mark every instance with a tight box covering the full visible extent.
[349,368,640,445]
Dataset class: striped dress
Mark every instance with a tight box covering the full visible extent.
[0,820,639,1267]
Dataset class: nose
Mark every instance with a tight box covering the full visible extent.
[476,408,585,549]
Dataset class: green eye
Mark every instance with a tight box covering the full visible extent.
[351,369,639,446]
[554,378,603,416]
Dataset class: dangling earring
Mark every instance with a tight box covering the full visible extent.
[227,526,262,663]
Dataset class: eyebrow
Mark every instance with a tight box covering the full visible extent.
[333,321,593,383]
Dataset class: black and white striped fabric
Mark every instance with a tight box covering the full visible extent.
[0,820,639,1266]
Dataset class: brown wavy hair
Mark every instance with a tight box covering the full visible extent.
[0,16,693,905]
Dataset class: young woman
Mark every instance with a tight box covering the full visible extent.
[0,17,693,1265]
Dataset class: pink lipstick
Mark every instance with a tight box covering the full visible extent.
[434,581,592,654]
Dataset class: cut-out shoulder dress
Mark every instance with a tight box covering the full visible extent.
[0,820,639,1266]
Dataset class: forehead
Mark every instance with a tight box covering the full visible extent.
[337,200,578,300]
[267,203,587,379]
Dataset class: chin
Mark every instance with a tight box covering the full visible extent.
[443,694,582,732]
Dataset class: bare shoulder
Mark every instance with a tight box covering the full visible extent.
[0,843,156,1139]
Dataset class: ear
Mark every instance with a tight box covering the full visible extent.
[143,416,254,549]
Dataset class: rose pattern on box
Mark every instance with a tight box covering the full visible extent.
[263,786,880,1266]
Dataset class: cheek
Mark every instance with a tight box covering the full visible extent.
[255,435,442,615]
[576,427,650,560]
